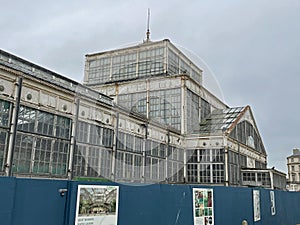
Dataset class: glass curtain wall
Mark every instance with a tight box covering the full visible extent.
[88,56,111,84]
[186,89,200,133]
[73,121,113,179]
[242,171,271,187]
[229,120,265,155]
[112,52,137,81]
[138,47,164,78]
[186,148,224,184]
[14,105,71,176]
[167,146,184,182]
[115,131,144,182]
[145,140,166,182]
[118,88,181,131]
[200,98,211,122]
[228,150,243,185]
[86,46,165,85]
[85,41,202,85]
[149,88,181,131]
[115,132,184,183]
[167,47,202,84]
[0,99,11,172]
[118,92,147,116]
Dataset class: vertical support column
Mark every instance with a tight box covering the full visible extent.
[30,110,39,173]
[29,138,37,174]
[135,50,139,78]
[146,79,150,119]
[269,170,274,189]
[109,55,113,81]
[238,143,242,186]
[141,123,148,183]
[67,97,80,180]
[111,112,119,182]
[183,147,187,183]
[224,143,229,186]
[165,130,170,182]
[83,57,89,84]
[164,40,168,74]
[5,77,23,176]
[114,83,119,105]
[180,76,186,135]
[181,76,187,182]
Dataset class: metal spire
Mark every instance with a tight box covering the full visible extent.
[146,8,151,42]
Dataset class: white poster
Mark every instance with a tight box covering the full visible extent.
[253,190,261,222]
[75,185,119,225]
[193,188,214,225]
[270,191,276,216]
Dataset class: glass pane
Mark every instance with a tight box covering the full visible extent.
[0,130,7,169]
[0,100,10,127]
[77,121,89,143]
[52,140,69,175]
[32,138,52,174]
[56,116,71,139]
[13,134,33,173]
[37,111,54,136]
[17,106,36,132]
[73,145,87,177]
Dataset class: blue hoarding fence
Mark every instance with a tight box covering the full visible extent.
[0,177,299,225]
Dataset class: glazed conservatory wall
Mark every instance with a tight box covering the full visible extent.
[0,46,278,188]
[84,39,202,86]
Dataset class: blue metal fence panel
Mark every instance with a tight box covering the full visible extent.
[0,177,16,224]
[11,178,68,225]
[158,184,193,225]
[118,184,164,225]
[213,186,253,225]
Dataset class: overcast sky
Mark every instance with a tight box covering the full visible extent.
[1,0,299,173]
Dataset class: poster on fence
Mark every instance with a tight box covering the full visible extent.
[193,188,214,225]
[253,190,261,222]
[75,185,119,225]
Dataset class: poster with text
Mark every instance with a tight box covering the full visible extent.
[253,190,261,222]
[270,191,276,216]
[193,188,214,225]
[75,185,119,225]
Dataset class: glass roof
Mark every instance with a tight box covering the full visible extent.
[198,107,245,134]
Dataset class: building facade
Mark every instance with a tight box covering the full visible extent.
[287,148,300,191]
[0,39,286,189]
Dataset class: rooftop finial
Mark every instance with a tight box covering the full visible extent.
[146,8,151,42]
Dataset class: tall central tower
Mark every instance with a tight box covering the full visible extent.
[83,39,225,133]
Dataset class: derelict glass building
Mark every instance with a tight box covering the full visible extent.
[0,39,286,189]
[83,39,276,187]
